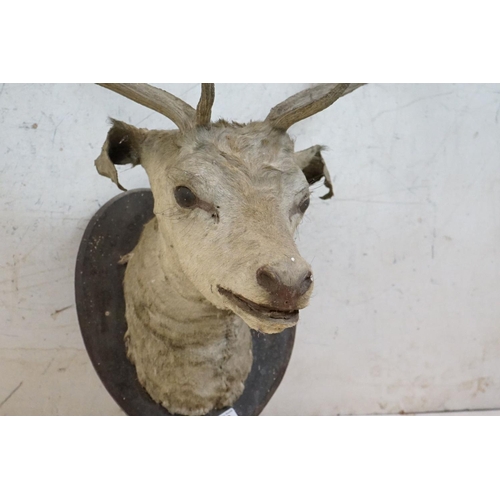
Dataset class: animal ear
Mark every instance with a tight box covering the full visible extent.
[94,119,147,191]
[295,145,333,200]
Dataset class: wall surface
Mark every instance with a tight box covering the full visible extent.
[0,83,499,415]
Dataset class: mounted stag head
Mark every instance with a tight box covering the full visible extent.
[94,83,363,415]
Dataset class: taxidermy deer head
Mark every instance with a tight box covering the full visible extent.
[94,83,363,415]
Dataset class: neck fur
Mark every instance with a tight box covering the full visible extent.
[122,217,252,415]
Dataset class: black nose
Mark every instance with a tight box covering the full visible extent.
[256,265,313,310]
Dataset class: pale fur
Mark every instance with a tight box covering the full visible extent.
[124,217,252,415]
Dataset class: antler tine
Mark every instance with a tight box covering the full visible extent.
[266,83,366,131]
[196,83,215,126]
[97,83,196,132]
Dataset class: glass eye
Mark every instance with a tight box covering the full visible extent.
[299,197,310,214]
[174,186,198,208]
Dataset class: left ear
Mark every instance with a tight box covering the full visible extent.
[295,145,333,200]
[94,119,147,191]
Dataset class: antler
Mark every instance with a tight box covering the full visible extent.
[97,83,362,132]
[196,83,215,126]
[97,83,216,131]
[97,83,197,132]
[266,83,365,130]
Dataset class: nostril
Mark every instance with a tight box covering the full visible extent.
[256,266,281,293]
[300,271,313,295]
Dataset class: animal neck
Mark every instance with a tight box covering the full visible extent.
[133,217,235,340]
[123,217,253,415]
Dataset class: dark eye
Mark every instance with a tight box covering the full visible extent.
[174,186,198,208]
[298,197,310,214]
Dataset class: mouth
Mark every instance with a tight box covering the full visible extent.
[217,286,299,323]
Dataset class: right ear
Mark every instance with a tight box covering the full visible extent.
[94,119,147,191]
[295,145,334,200]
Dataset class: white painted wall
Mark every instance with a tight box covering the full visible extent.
[1,83,499,415]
